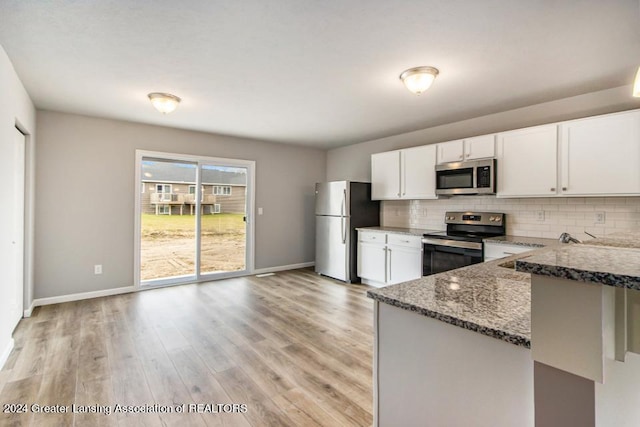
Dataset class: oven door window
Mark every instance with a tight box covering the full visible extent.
[423,245,483,276]
[436,168,474,190]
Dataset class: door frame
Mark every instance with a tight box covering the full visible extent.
[134,150,256,289]
[14,121,34,319]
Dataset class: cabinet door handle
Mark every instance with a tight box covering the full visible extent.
[459,154,463,159]
[384,247,388,283]
[562,187,567,191]
[550,187,556,192]
[388,248,392,283]
[398,151,402,198]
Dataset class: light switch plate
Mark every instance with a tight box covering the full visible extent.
[536,211,545,222]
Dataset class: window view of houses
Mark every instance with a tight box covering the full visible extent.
[140,160,248,281]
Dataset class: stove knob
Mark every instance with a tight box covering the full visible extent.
[489,216,494,222]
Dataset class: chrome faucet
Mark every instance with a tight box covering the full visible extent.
[558,232,582,244]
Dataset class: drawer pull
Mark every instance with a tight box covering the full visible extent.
[503,252,516,255]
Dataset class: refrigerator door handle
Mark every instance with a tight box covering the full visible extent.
[342,189,346,217]
[341,189,347,243]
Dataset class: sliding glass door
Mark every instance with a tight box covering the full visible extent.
[199,164,248,275]
[135,151,254,287]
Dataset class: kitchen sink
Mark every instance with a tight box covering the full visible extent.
[498,260,516,270]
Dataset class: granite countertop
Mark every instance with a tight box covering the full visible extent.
[484,235,559,248]
[367,230,640,349]
[577,230,640,249]
[516,233,640,290]
[356,226,441,236]
[368,253,537,348]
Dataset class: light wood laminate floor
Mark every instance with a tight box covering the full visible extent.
[0,268,374,427]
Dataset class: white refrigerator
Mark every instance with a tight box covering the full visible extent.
[315,181,380,282]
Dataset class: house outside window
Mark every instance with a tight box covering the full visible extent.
[156,184,172,201]
[213,203,221,214]
[158,205,170,215]
[213,185,231,195]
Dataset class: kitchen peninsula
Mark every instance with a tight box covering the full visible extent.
[368,233,640,427]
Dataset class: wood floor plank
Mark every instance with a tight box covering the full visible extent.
[251,340,372,427]
[168,347,251,427]
[74,377,117,427]
[271,388,338,427]
[104,322,164,427]
[214,367,296,427]
[0,268,374,427]
[8,338,49,382]
[0,375,41,427]
[134,332,208,427]
[31,335,80,427]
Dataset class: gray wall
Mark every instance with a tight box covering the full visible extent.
[327,85,640,182]
[35,111,326,299]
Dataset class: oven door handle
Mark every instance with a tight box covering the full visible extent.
[421,238,482,251]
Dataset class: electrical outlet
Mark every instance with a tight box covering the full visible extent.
[94,264,102,275]
[536,211,545,222]
[594,212,605,224]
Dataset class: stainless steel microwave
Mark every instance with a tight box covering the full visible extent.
[435,158,496,195]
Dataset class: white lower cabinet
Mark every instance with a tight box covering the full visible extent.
[358,231,422,287]
[484,242,534,262]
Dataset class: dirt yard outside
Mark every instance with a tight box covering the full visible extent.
[140,213,246,281]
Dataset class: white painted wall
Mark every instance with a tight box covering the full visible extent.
[0,45,36,368]
[35,111,326,299]
[327,85,640,182]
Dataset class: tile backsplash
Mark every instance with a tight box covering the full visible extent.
[381,196,640,239]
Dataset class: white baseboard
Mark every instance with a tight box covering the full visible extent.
[33,285,136,307]
[29,264,314,307]
[253,262,314,275]
[0,338,15,370]
[23,301,35,318]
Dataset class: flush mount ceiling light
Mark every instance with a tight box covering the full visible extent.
[633,66,640,97]
[148,92,181,114]
[399,66,439,95]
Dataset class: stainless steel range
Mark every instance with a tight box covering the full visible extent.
[421,211,506,276]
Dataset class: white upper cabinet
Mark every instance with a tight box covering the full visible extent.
[371,145,437,200]
[496,124,558,198]
[437,139,465,163]
[465,134,496,160]
[402,145,437,199]
[437,134,495,164]
[371,150,401,200]
[559,110,640,196]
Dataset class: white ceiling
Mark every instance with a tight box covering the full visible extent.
[1,0,640,149]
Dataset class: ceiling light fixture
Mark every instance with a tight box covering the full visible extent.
[633,66,640,97]
[399,66,439,95]
[148,92,181,114]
